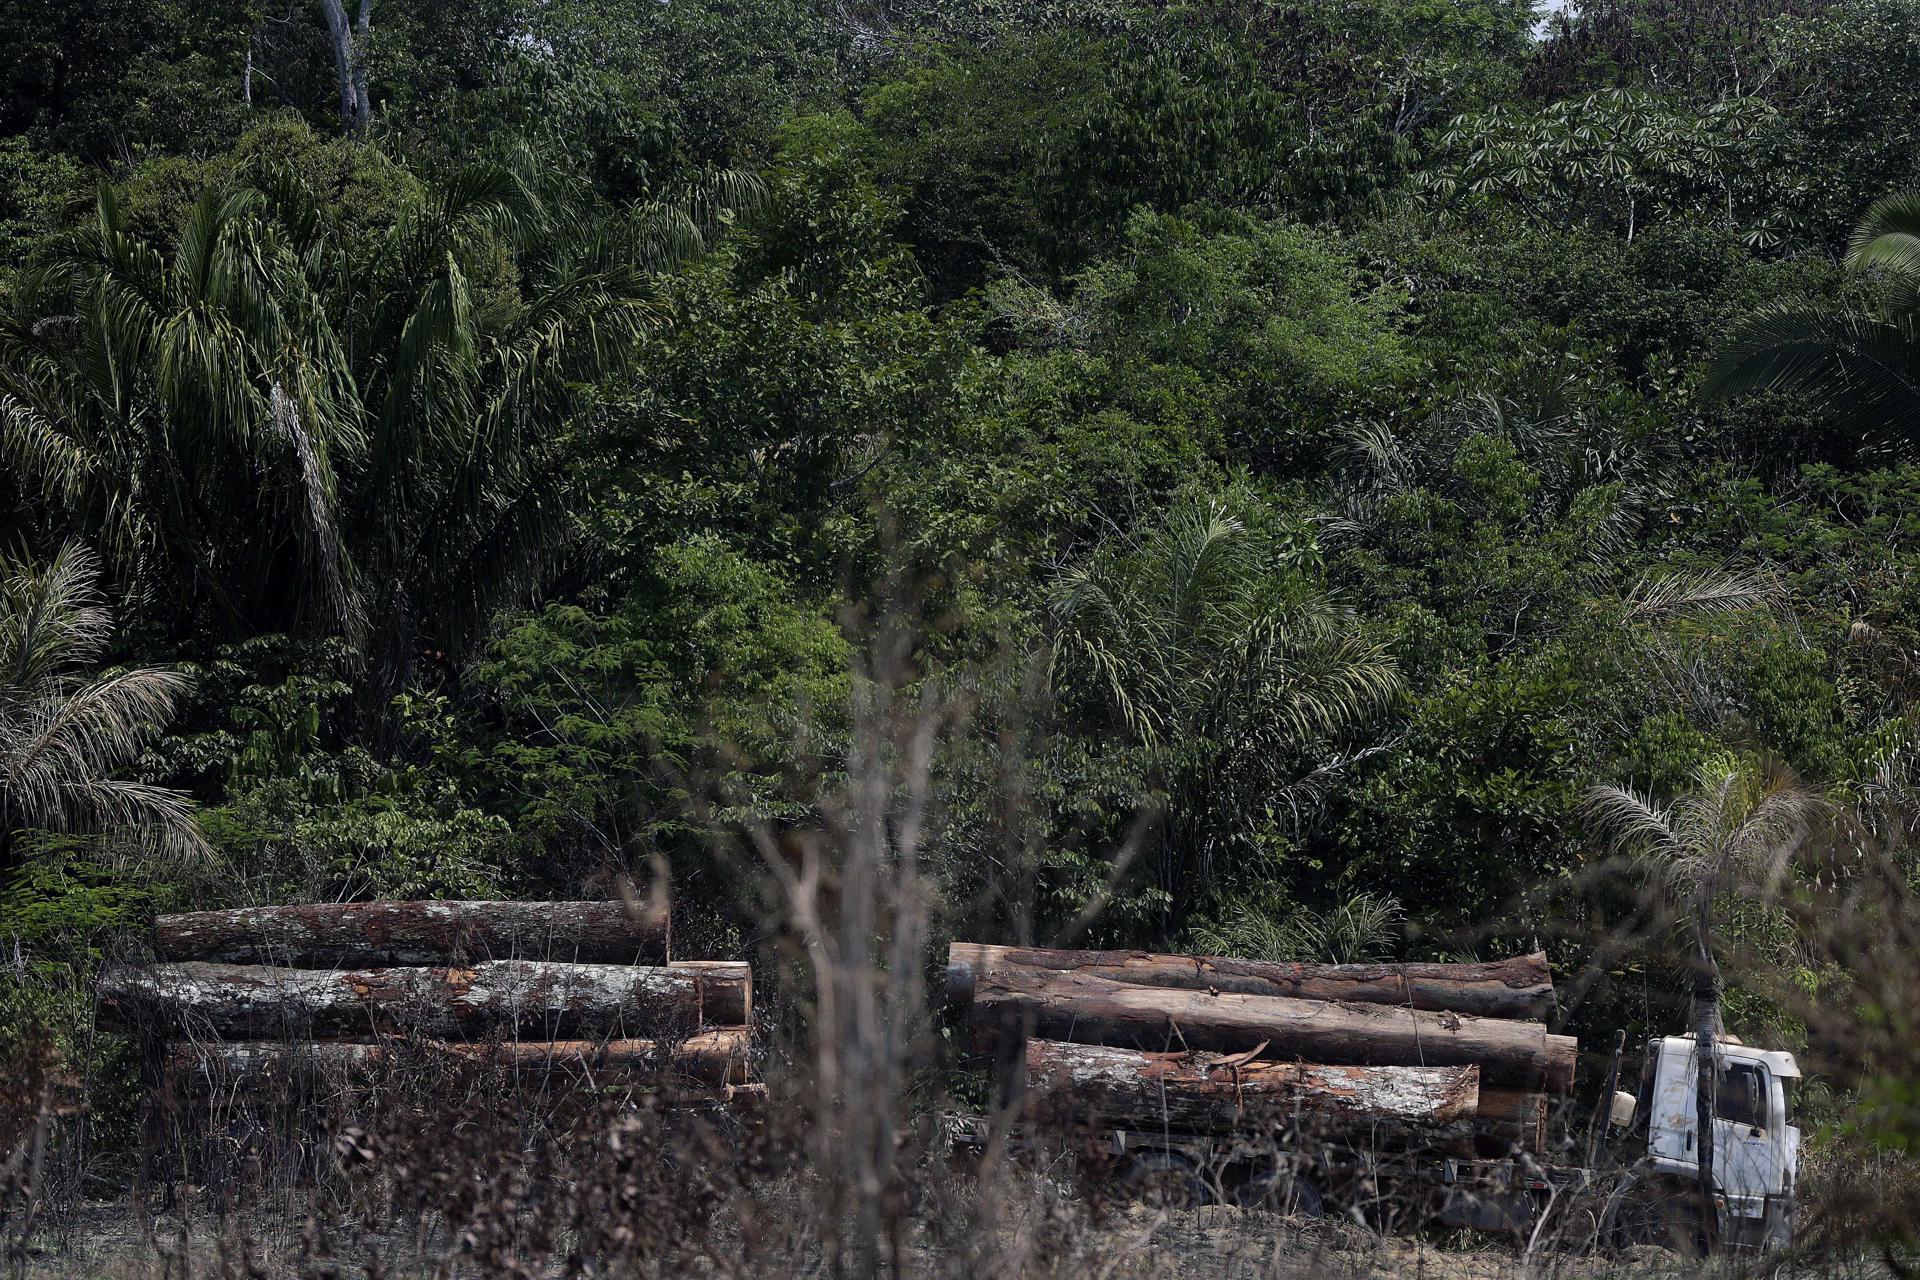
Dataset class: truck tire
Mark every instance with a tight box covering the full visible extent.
[1232,1168,1324,1217]
[1657,1200,1712,1258]
[1119,1151,1214,1208]
[1606,1183,1711,1257]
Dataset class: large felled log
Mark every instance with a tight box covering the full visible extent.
[164,1029,753,1089]
[154,900,669,968]
[1024,1040,1480,1134]
[99,960,749,1041]
[948,944,1554,1022]
[973,966,1577,1092]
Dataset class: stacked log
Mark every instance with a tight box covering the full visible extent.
[163,1030,754,1088]
[102,901,756,1107]
[948,940,1570,1157]
[971,965,1576,1090]
[948,945,1555,1021]
[100,959,750,1039]
[1024,1041,1481,1133]
[154,899,671,968]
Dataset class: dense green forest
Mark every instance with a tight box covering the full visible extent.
[6,0,1920,1252]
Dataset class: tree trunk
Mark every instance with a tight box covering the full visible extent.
[1023,1040,1481,1134]
[99,960,748,1040]
[972,965,1577,1091]
[317,0,372,134]
[947,944,1555,1021]
[163,1028,752,1089]
[154,900,670,968]
[1693,901,1721,1234]
[350,0,372,125]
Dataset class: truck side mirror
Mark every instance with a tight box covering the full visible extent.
[1609,1090,1637,1128]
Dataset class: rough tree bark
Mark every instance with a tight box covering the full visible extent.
[164,1029,753,1089]
[973,966,1577,1091]
[98,959,749,1040]
[946,944,1555,1021]
[1023,1040,1481,1133]
[154,900,671,968]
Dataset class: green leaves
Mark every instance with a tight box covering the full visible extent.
[1048,489,1400,923]
[463,535,850,875]
[1708,188,1920,455]
[0,122,754,717]
[0,544,206,866]
[1428,89,1783,241]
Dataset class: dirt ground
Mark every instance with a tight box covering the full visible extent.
[11,1198,1715,1280]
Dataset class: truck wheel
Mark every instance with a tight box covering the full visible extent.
[1656,1200,1712,1259]
[1119,1151,1214,1208]
[1615,1195,1710,1257]
[1232,1169,1323,1217]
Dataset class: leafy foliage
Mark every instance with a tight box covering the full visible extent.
[0,544,203,867]
[4,2,1920,1198]
[1709,189,1920,452]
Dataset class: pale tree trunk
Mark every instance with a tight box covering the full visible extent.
[350,0,372,126]
[318,0,374,135]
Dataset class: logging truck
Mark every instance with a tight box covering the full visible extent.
[943,944,1803,1252]
[102,903,1805,1253]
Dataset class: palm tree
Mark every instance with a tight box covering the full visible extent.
[1707,190,1920,450]
[1582,754,1823,1228]
[0,544,207,869]
[0,150,758,711]
[0,181,362,641]
[1049,496,1401,927]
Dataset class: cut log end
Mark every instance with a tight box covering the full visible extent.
[669,961,752,1025]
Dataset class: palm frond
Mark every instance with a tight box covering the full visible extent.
[268,381,364,642]
[1581,783,1683,863]
[0,544,113,690]
[1847,189,1920,285]
[1191,892,1404,965]
[1707,301,1916,412]
[1623,565,1785,623]
[44,775,208,865]
[0,545,209,863]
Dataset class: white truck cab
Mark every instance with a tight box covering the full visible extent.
[1619,1033,1802,1248]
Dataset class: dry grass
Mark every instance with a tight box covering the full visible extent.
[2,1044,1892,1280]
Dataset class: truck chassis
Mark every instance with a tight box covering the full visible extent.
[943,1112,1753,1255]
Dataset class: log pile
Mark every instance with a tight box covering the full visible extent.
[100,900,757,1105]
[947,941,1572,1157]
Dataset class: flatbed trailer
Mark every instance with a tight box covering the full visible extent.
[947,1031,1802,1253]
[944,1110,1592,1235]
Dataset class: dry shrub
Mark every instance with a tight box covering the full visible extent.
[1749,823,1920,1272]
